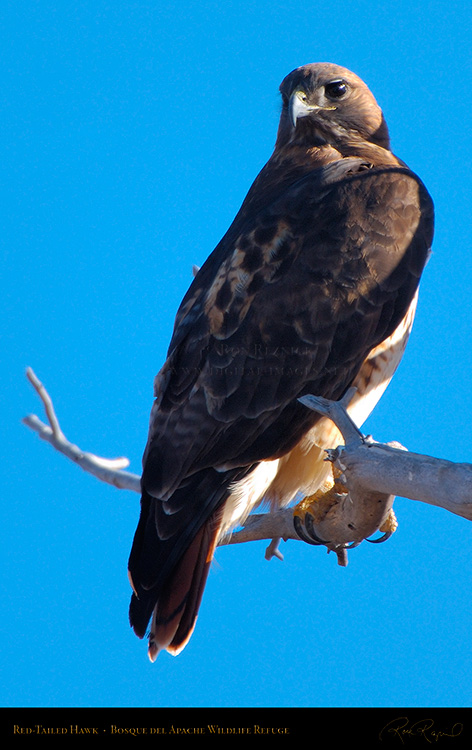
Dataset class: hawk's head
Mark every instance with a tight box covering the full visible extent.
[276,63,390,152]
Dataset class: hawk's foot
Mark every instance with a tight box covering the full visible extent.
[293,475,398,548]
[293,473,349,546]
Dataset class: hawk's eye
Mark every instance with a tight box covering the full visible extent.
[324,80,348,99]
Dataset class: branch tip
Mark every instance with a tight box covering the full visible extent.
[23,367,140,493]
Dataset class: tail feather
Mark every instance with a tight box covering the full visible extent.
[128,465,255,659]
[147,512,221,660]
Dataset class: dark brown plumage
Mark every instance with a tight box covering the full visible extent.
[128,63,434,660]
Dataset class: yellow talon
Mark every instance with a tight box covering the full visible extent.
[293,471,348,525]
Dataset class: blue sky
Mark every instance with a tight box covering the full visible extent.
[3,0,472,711]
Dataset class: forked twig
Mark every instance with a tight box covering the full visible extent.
[23,367,141,492]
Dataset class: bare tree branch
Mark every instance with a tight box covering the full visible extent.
[299,390,472,523]
[23,368,472,570]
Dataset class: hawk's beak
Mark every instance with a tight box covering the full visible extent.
[288,90,336,128]
[289,90,319,128]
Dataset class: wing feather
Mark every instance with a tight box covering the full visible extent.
[129,157,433,654]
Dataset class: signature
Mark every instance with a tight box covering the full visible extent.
[379,716,463,744]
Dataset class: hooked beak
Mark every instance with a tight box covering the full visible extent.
[289,90,318,128]
[288,90,335,128]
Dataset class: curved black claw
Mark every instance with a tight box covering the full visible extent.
[293,515,323,545]
[345,540,362,549]
[366,530,393,544]
[293,513,331,546]
[304,513,331,544]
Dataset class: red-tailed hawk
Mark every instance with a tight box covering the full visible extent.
[128,63,434,660]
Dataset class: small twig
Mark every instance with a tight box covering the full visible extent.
[25,367,65,440]
[298,387,364,447]
[23,367,141,492]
